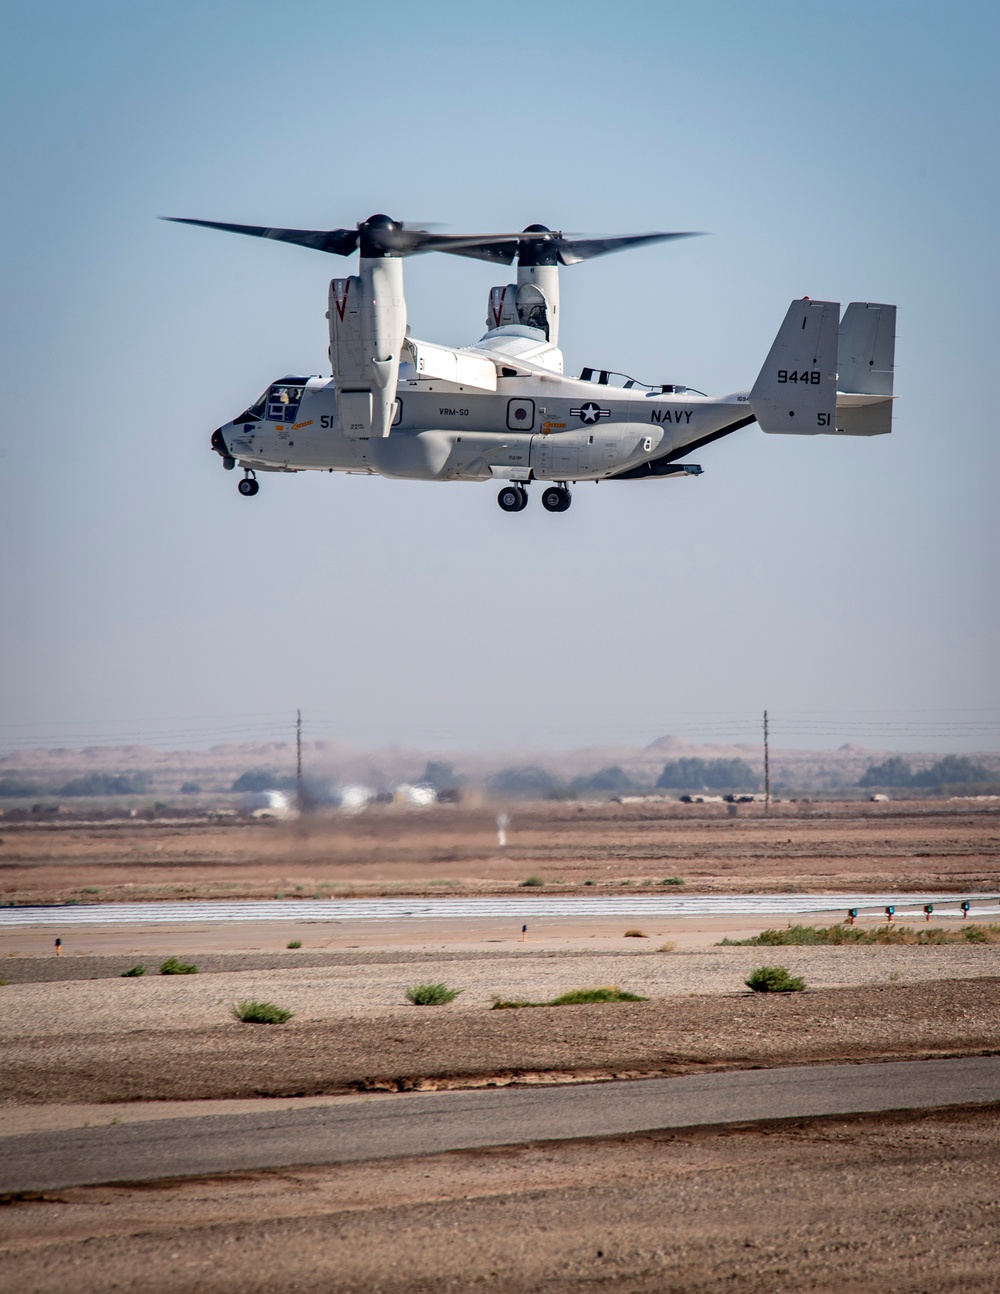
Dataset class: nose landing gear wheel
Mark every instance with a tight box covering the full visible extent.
[497,484,528,512]
[541,485,571,512]
[238,475,259,497]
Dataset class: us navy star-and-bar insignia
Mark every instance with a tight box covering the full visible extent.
[570,401,611,425]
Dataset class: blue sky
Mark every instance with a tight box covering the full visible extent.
[2,0,998,754]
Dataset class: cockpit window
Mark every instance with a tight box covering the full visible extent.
[266,384,304,423]
[245,389,268,419]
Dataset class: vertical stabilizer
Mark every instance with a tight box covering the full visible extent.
[750,299,839,434]
[838,302,895,395]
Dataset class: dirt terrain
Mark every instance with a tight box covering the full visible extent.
[3,1106,999,1292]
[2,971,998,1106]
[2,801,999,1290]
[1,800,998,905]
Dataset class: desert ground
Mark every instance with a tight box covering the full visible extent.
[1,800,998,1290]
[1,798,998,905]
[3,1107,1000,1293]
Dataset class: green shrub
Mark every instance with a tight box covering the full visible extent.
[287,939,302,949]
[520,876,544,887]
[121,965,146,977]
[232,1000,293,1024]
[661,876,684,886]
[405,981,461,1005]
[491,985,647,1009]
[745,965,805,993]
[549,986,646,1004]
[720,922,1000,947]
[159,957,198,975]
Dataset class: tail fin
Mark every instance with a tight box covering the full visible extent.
[838,303,895,395]
[834,302,895,436]
[749,299,839,434]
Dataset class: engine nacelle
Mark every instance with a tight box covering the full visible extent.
[487,285,520,331]
[326,259,406,439]
[486,263,560,345]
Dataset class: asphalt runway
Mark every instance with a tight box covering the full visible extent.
[2,892,997,927]
[4,1056,998,1195]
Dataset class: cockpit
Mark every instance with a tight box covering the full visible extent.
[241,377,309,423]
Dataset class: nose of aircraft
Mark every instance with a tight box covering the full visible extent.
[211,426,235,469]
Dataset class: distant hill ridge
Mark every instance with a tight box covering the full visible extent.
[1,735,997,797]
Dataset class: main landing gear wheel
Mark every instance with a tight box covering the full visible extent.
[238,475,259,497]
[497,484,528,512]
[541,485,572,512]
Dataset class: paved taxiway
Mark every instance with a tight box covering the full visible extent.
[2,892,998,927]
[4,1056,998,1195]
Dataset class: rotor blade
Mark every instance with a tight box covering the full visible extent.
[162,217,359,256]
[556,232,702,264]
[432,241,520,265]
[391,231,550,260]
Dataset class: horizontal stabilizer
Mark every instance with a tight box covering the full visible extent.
[834,391,893,436]
[750,300,839,434]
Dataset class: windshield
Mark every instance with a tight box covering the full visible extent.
[265,384,305,423]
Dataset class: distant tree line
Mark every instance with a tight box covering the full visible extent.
[857,755,996,789]
[0,771,151,798]
[231,769,298,793]
[655,758,759,791]
[484,757,761,800]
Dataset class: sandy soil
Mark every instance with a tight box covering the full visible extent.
[4,946,1000,1037]
[2,1106,999,1292]
[3,970,997,1106]
[1,800,998,905]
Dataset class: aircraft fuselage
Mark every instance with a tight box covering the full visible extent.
[216,372,751,484]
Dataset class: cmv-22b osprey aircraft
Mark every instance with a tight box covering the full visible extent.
[167,213,896,512]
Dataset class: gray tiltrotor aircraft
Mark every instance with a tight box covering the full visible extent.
[167,213,896,512]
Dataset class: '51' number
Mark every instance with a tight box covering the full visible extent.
[778,370,821,384]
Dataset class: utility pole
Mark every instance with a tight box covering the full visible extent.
[763,709,771,817]
[296,708,303,813]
